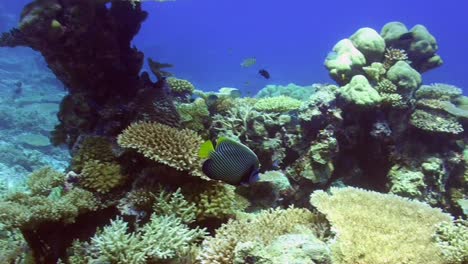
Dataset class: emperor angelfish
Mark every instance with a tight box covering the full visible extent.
[199,137,260,185]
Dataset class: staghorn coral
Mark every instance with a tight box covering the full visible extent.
[80,160,125,194]
[152,188,197,224]
[167,77,195,95]
[71,136,115,173]
[0,188,97,230]
[410,109,464,134]
[88,215,206,263]
[27,167,65,196]
[310,187,452,264]
[253,95,302,112]
[183,181,249,221]
[117,121,204,177]
[383,47,409,69]
[0,223,28,263]
[376,78,397,93]
[433,219,468,264]
[197,207,330,264]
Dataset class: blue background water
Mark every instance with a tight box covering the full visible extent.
[1,0,468,95]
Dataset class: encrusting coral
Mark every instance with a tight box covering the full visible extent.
[117,121,204,177]
[310,187,453,264]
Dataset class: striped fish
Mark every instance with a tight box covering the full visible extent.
[199,137,260,185]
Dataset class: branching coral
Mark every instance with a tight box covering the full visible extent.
[0,188,97,230]
[88,215,206,263]
[310,187,453,264]
[433,219,468,264]
[167,77,195,94]
[71,136,115,173]
[176,98,210,134]
[117,121,204,177]
[197,207,330,263]
[152,188,197,224]
[27,167,65,196]
[410,109,464,134]
[80,160,125,194]
[183,181,249,221]
[383,47,409,69]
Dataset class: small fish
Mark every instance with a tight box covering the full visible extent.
[241,57,257,68]
[199,137,260,186]
[12,81,23,99]
[398,32,414,41]
[258,69,270,79]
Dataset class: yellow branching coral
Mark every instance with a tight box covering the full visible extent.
[183,181,249,221]
[197,207,329,263]
[153,188,197,224]
[117,121,204,177]
[27,167,65,196]
[71,136,115,173]
[254,95,302,112]
[167,77,195,94]
[310,187,453,264]
[80,160,125,194]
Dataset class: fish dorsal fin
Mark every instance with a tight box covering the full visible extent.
[215,137,232,147]
[199,140,215,159]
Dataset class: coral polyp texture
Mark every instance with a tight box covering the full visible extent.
[310,187,453,264]
[117,121,204,177]
[167,77,196,94]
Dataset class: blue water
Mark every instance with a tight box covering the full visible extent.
[2,0,468,95]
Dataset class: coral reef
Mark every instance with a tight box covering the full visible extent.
[1,2,467,262]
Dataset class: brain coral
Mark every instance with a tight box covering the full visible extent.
[117,121,204,177]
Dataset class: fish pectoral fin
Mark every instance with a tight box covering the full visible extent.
[199,140,215,159]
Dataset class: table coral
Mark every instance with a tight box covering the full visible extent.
[197,207,330,264]
[410,109,464,134]
[254,95,302,113]
[117,121,204,177]
[310,187,452,264]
